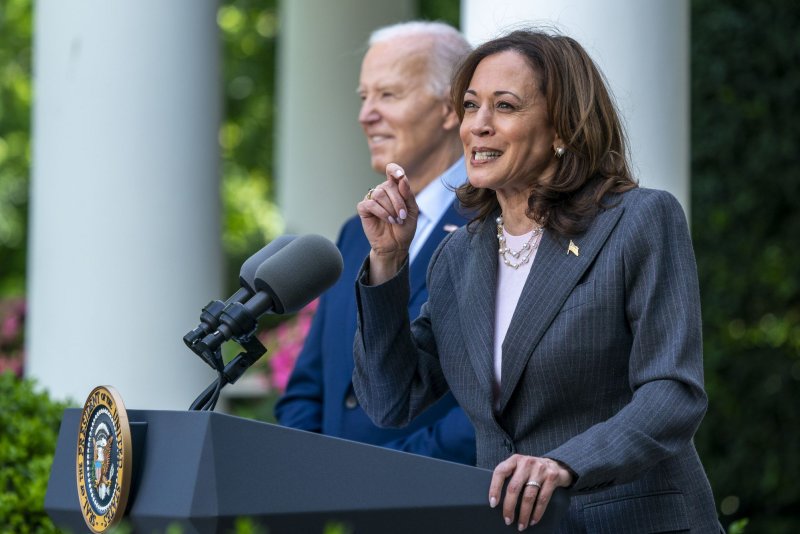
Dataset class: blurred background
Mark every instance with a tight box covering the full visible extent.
[0,0,798,532]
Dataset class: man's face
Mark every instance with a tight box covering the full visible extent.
[357,38,454,180]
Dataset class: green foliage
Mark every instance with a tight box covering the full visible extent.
[417,0,460,27]
[218,0,285,294]
[322,521,354,534]
[729,518,750,534]
[0,372,70,533]
[0,0,33,297]
[691,1,800,532]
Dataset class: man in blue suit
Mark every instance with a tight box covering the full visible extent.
[275,21,476,464]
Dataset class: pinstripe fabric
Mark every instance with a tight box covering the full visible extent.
[353,188,723,533]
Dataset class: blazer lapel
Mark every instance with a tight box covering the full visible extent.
[497,204,626,412]
[457,219,498,396]
[409,202,468,302]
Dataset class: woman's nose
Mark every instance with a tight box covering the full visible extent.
[469,109,494,136]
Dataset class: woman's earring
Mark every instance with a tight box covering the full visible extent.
[554,146,566,158]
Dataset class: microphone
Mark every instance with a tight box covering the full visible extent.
[196,234,343,352]
[183,235,296,347]
[253,233,345,314]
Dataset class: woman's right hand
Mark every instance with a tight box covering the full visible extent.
[356,163,418,285]
[489,454,574,531]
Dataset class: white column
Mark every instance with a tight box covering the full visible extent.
[27,0,222,409]
[462,0,690,212]
[277,0,415,239]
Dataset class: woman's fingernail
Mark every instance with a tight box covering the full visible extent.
[530,519,537,526]
[504,517,512,526]
[399,209,407,220]
[388,216,396,224]
[489,497,497,508]
[518,523,525,532]
[394,168,404,178]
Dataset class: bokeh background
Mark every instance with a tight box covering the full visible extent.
[1,0,797,532]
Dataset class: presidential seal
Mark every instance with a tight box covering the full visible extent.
[76,386,132,533]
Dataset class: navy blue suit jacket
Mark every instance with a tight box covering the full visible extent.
[275,204,476,464]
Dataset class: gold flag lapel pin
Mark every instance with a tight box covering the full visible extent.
[568,240,580,257]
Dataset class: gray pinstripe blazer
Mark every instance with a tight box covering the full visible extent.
[353,188,722,533]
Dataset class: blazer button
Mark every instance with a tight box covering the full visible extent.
[345,394,359,409]
[504,439,514,453]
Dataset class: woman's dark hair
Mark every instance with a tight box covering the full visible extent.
[451,29,637,237]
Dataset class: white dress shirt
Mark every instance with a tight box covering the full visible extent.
[408,157,467,263]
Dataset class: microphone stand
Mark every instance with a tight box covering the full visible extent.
[188,335,267,411]
[182,299,226,371]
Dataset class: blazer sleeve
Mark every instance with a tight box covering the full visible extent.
[273,293,327,432]
[546,190,709,492]
[353,236,454,430]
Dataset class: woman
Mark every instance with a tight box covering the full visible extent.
[354,30,722,533]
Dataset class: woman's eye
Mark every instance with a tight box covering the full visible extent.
[497,101,514,110]
[463,101,478,110]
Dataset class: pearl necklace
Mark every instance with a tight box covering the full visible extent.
[495,215,543,269]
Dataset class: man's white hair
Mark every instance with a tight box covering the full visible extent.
[368,21,472,98]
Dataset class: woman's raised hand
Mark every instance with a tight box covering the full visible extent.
[357,163,418,285]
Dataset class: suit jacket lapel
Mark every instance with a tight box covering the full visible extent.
[341,228,372,387]
[497,204,626,412]
[409,202,468,302]
[457,219,498,396]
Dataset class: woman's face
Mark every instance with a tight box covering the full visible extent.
[459,51,561,199]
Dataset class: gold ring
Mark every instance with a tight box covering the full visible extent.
[366,187,376,200]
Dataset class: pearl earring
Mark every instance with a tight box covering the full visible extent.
[554,146,566,158]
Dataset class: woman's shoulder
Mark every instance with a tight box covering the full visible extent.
[612,187,692,252]
[614,187,686,224]
[617,186,681,209]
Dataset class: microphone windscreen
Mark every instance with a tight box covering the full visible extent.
[254,234,343,314]
[239,235,296,291]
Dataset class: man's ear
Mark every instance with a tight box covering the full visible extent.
[441,92,460,131]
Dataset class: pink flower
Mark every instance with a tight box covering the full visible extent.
[269,350,295,392]
[0,353,24,377]
[1,314,21,342]
[1,298,26,377]
[261,298,319,393]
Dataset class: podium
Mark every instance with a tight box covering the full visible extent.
[46,409,569,533]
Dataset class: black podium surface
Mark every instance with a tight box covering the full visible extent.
[46,408,568,533]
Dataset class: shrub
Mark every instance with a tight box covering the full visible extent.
[692,1,800,531]
[0,372,71,533]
